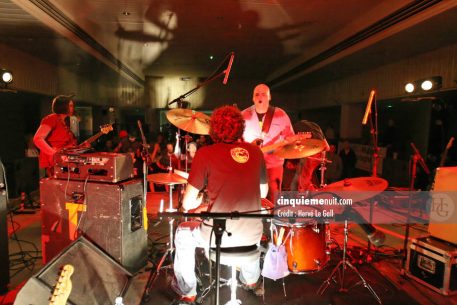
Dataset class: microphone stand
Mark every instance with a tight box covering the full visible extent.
[367,93,379,178]
[365,92,379,255]
[167,52,233,107]
[137,121,150,213]
[402,145,426,270]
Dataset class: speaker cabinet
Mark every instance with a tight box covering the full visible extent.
[14,237,134,305]
[429,167,457,244]
[40,178,147,273]
[0,159,9,294]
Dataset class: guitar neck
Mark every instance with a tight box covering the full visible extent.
[81,131,103,146]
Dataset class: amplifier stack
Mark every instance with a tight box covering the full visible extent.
[41,151,147,273]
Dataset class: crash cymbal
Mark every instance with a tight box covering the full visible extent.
[166,108,211,135]
[261,133,309,153]
[272,137,327,159]
[147,173,187,185]
[321,177,388,202]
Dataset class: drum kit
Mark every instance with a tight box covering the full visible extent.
[143,108,387,304]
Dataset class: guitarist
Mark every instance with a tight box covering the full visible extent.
[242,84,294,204]
[33,95,88,177]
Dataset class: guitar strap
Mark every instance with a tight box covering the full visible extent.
[262,106,275,135]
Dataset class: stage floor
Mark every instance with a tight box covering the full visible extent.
[3,191,457,305]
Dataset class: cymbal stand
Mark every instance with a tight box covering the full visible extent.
[142,200,177,303]
[318,151,328,188]
[137,120,150,217]
[401,151,419,270]
[318,220,382,305]
[183,135,190,173]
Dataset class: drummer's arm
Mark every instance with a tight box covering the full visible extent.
[182,183,203,212]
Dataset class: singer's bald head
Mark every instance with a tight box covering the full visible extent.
[252,84,270,114]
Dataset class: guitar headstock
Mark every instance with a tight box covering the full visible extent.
[100,124,113,135]
[49,264,74,305]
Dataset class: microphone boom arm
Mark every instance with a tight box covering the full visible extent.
[168,52,234,106]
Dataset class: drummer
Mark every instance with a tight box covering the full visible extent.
[170,105,268,304]
[289,120,330,191]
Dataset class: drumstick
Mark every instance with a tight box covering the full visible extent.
[276,227,285,246]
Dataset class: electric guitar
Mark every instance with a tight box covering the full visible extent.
[439,137,454,167]
[49,264,74,305]
[78,124,113,147]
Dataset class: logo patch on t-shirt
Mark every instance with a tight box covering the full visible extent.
[230,147,249,163]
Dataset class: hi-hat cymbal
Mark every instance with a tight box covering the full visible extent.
[166,108,211,135]
[271,137,327,159]
[321,177,388,202]
[147,173,187,185]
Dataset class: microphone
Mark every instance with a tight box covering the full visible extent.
[362,89,376,125]
[410,142,430,175]
[340,207,385,247]
[222,52,235,85]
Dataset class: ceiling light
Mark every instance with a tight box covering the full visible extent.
[405,82,415,93]
[122,11,130,16]
[421,80,433,91]
[404,76,442,94]
[1,69,13,84]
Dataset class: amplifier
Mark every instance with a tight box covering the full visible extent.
[54,152,134,183]
[406,236,457,295]
[40,178,147,273]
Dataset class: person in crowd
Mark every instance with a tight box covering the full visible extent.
[171,106,268,304]
[156,142,180,172]
[242,83,294,203]
[114,130,134,153]
[325,144,343,184]
[196,135,209,148]
[150,132,166,163]
[339,139,357,178]
[103,139,115,152]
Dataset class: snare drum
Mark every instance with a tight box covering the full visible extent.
[273,219,329,273]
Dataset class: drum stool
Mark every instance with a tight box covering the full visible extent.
[205,246,261,305]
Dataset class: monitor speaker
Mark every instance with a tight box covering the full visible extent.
[14,237,133,305]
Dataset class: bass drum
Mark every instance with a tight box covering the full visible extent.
[273,219,329,274]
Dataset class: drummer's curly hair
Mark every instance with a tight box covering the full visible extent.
[210,105,245,143]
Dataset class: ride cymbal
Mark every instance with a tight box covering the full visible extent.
[166,109,211,135]
[321,177,388,202]
[147,173,187,185]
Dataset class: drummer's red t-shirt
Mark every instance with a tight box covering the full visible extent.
[188,141,267,247]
